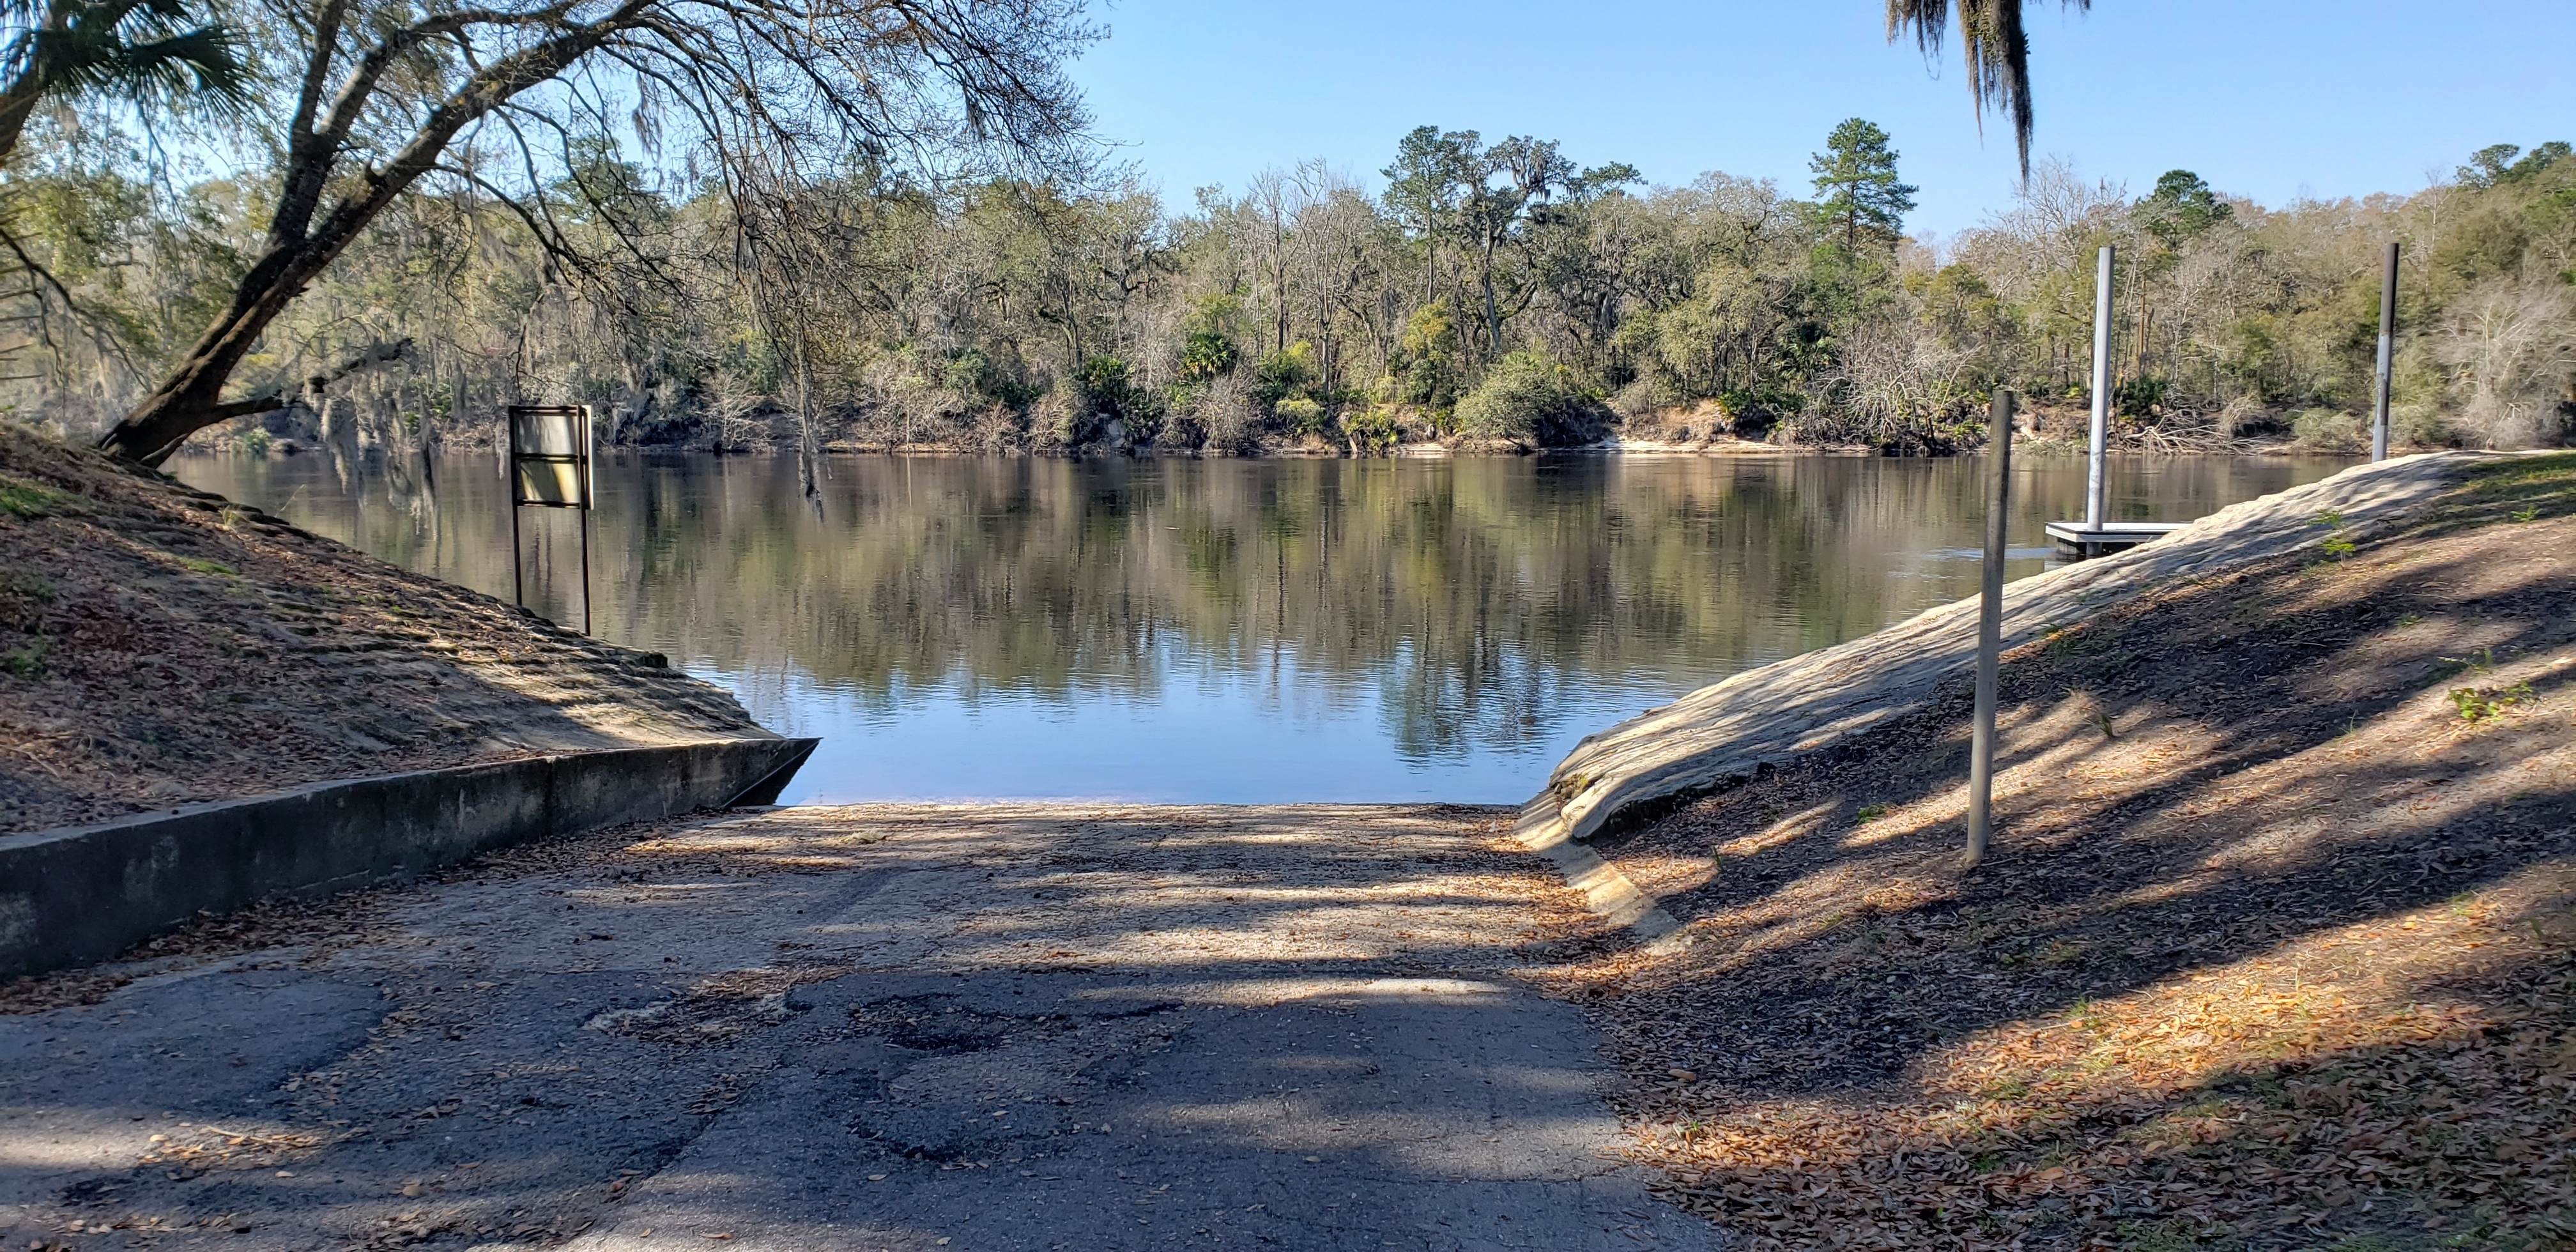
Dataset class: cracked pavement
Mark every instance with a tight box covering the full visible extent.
[1,804,1722,1251]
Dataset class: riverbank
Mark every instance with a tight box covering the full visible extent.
[1532,452,2576,1248]
[0,427,774,835]
[215,428,2387,461]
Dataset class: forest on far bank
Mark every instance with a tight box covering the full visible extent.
[6,116,2572,459]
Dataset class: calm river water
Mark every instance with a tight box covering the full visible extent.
[171,450,2352,804]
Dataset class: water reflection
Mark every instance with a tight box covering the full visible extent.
[171,451,2352,803]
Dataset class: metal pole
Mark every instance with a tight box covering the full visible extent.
[2085,245,2113,530]
[579,405,594,636]
[578,505,592,637]
[2372,241,2400,462]
[1965,388,2016,871]
[507,410,524,609]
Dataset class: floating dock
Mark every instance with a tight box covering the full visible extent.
[2046,519,2186,558]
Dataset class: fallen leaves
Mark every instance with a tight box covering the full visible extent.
[135,1122,323,1177]
[1547,513,2576,1250]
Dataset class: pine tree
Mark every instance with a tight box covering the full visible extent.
[1809,118,1918,252]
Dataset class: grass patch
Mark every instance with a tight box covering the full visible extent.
[0,477,81,519]
[174,556,237,576]
[0,570,53,601]
[2460,450,2576,523]
[2432,647,2498,683]
[2,638,47,676]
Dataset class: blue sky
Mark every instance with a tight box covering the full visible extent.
[1067,0,2576,238]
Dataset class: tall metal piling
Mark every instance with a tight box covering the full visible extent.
[2372,241,2400,462]
[2085,245,2114,530]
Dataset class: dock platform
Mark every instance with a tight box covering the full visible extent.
[2046,519,2186,558]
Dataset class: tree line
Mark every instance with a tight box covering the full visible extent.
[4,104,2571,457]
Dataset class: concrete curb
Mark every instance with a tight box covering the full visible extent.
[0,736,818,978]
[1514,794,1689,952]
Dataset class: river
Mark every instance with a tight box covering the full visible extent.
[169,450,2354,805]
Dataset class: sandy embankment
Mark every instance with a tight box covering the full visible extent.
[0,427,772,835]
[1523,451,2576,1249]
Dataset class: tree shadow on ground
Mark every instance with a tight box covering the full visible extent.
[0,801,1717,1251]
[1564,464,2576,1249]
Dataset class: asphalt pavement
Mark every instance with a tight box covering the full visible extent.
[1,804,1722,1251]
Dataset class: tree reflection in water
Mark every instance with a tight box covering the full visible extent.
[172,452,2350,803]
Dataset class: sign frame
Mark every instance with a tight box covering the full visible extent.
[503,404,596,635]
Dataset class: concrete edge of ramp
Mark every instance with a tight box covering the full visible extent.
[1514,793,1690,952]
[1522,451,2524,853]
[0,735,818,978]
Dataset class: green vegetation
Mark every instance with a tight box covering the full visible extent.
[2449,680,2534,722]
[2311,509,2359,561]
[0,27,2568,460]
[2466,451,2576,520]
[0,476,79,517]
[0,570,54,602]
[1807,118,1917,251]
[0,0,1093,465]
[1455,352,1607,445]
[1,638,45,676]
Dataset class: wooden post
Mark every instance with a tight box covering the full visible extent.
[1965,389,2016,871]
[2372,241,2400,462]
[2085,246,2113,530]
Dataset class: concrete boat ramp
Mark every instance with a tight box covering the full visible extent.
[0,804,1719,1251]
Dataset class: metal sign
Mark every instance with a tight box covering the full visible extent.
[509,405,594,507]
[505,405,596,634]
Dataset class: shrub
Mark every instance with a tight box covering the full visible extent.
[2392,402,2451,448]
[942,347,993,397]
[1387,303,1459,411]
[1252,342,1316,409]
[1031,379,1084,448]
[939,347,1039,409]
[1455,353,1611,446]
[1716,388,1791,439]
[1273,396,1325,436]
[2290,408,2365,450]
[1608,377,1678,421]
[1073,355,1162,445]
[2113,374,2168,418]
[1179,332,1238,381]
[1344,404,1402,453]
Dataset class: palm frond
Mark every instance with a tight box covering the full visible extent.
[10,0,252,115]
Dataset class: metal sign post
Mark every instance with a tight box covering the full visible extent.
[505,404,595,635]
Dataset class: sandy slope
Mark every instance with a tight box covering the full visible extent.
[1545,453,2576,1249]
[0,428,770,835]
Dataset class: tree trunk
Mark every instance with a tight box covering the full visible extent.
[93,13,628,465]
[1478,240,1502,360]
[97,240,336,464]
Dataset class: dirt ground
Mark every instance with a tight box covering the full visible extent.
[0,803,1728,1252]
[0,427,766,834]
[1545,454,2576,1249]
